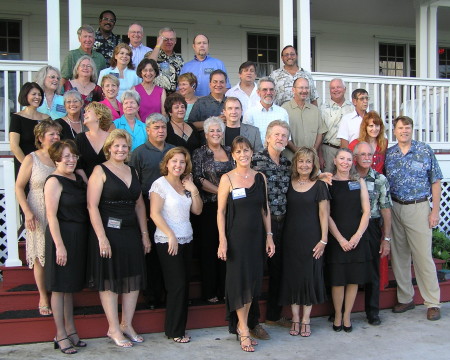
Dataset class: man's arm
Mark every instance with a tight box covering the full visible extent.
[380,208,392,258]
[147,36,164,62]
[429,180,441,228]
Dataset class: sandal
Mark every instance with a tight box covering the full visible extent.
[236,327,258,346]
[39,305,52,316]
[289,321,300,336]
[107,331,133,348]
[171,336,190,343]
[300,322,311,337]
[207,296,219,304]
[67,332,87,347]
[120,324,144,343]
[238,335,255,352]
[54,337,77,354]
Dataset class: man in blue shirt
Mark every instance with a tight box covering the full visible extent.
[385,115,442,321]
[180,34,230,97]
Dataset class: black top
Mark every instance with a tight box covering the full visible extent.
[55,118,80,141]
[224,126,240,147]
[75,132,107,178]
[9,113,41,157]
[166,121,201,154]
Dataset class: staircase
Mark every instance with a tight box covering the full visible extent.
[0,242,449,346]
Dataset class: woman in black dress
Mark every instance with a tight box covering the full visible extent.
[217,136,275,353]
[55,90,86,141]
[9,82,51,176]
[193,116,233,304]
[327,148,371,333]
[87,129,151,348]
[165,93,201,154]
[280,147,330,337]
[44,140,88,354]
[75,102,111,182]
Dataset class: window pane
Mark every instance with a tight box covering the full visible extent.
[248,34,257,48]
[268,50,278,63]
[258,50,267,63]
[248,49,257,62]
[0,22,6,37]
[8,21,20,37]
[8,38,20,53]
[0,38,6,52]
[257,35,267,49]
[268,36,277,50]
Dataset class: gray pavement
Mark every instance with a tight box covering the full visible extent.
[0,303,448,360]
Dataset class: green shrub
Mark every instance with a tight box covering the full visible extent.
[432,229,450,269]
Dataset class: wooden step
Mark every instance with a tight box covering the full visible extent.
[1,279,450,346]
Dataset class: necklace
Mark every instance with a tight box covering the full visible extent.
[235,170,251,179]
[171,120,189,141]
[65,116,83,138]
[297,178,310,186]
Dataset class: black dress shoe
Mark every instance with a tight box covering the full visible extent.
[343,323,352,332]
[332,322,342,332]
[368,315,381,326]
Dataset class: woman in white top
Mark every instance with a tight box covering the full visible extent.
[150,147,202,343]
[98,43,140,101]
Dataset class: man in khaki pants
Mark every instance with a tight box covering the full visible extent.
[385,116,442,321]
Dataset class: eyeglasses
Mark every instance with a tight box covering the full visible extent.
[79,64,92,69]
[282,53,296,57]
[101,17,116,23]
[357,96,370,101]
[47,75,61,81]
[62,154,79,161]
[356,152,373,157]
[294,86,309,90]
[65,100,81,104]
[208,129,223,133]
[129,31,142,35]
[162,37,176,42]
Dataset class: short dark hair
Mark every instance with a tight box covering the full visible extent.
[351,88,368,100]
[224,96,242,109]
[99,10,116,21]
[18,82,44,107]
[164,93,187,116]
[393,115,414,128]
[49,140,79,163]
[209,69,227,82]
[231,135,253,153]
[136,58,159,79]
[238,61,256,74]
[281,45,297,56]
[193,34,209,44]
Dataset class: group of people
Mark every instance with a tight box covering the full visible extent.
[8,8,444,355]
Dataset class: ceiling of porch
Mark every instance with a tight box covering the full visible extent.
[86,0,450,31]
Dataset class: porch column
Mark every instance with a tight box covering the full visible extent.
[46,0,60,68]
[297,0,311,71]
[427,5,438,78]
[280,0,294,50]
[68,0,82,50]
[415,4,428,78]
[3,159,21,267]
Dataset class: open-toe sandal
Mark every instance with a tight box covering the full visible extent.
[300,322,311,337]
[54,337,77,354]
[238,335,255,352]
[172,336,190,343]
[67,332,87,347]
[289,321,300,336]
[107,331,133,348]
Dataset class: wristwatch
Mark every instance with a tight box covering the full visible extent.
[384,237,391,242]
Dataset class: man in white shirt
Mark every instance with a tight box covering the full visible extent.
[225,61,260,115]
[243,77,289,144]
[336,88,369,148]
[128,23,152,68]
[320,78,354,171]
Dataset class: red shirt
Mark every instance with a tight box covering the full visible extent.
[349,139,387,174]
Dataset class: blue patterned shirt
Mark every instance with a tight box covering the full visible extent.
[385,140,442,202]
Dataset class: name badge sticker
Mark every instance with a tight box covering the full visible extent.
[107,217,122,229]
[204,68,214,74]
[411,161,423,171]
[348,181,361,191]
[110,72,120,78]
[366,182,375,191]
[55,104,66,113]
[232,188,246,200]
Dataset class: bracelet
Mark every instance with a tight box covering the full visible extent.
[267,232,273,236]
[155,45,161,48]
[320,240,328,245]
[142,231,148,234]
[384,237,391,242]
[192,191,200,197]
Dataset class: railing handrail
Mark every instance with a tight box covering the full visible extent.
[0,60,48,72]
[312,71,450,87]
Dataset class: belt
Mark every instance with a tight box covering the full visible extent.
[272,214,285,222]
[392,196,428,205]
[323,142,340,149]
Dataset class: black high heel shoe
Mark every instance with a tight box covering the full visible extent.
[67,332,87,347]
[343,323,353,333]
[54,337,77,354]
[332,322,343,332]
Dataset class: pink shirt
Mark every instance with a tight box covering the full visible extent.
[135,83,163,122]
[100,98,123,120]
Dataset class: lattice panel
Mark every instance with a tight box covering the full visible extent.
[438,182,450,235]
[0,192,7,267]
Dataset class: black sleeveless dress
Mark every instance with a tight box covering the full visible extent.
[225,172,267,313]
[325,180,371,286]
[45,174,88,292]
[279,181,330,306]
[87,164,146,294]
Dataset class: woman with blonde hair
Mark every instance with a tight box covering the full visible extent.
[87,129,151,347]
[75,102,112,181]
[35,65,66,120]
[15,119,62,316]
[99,74,123,120]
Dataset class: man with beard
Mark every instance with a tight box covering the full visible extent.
[180,34,230,97]
[93,10,121,65]
[243,77,289,144]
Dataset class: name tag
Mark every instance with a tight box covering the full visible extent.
[232,188,246,200]
[348,181,361,191]
[366,181,374,191]
[55,104,66,113]
[110,72,120,78]
[411,161,423,171]
[107,217,122,229]
[204,68,215,74]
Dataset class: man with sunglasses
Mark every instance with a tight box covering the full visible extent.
[93,10,121,65]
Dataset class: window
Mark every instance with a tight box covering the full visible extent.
[379,43,406,77]
[438,47,450,79]
[0,19,21,60]
[247,33,315,78]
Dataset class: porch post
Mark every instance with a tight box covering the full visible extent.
[46,0,60,68]
[427,5,438,78]
[279,0,294,50]
[415,4,428,78]
[3,159,22,267]
[68,0,82,50]
[297,0,311,71]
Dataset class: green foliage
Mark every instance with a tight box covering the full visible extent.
[432,229,450,269]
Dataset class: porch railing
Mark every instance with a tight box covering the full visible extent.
[312,72,450,150]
